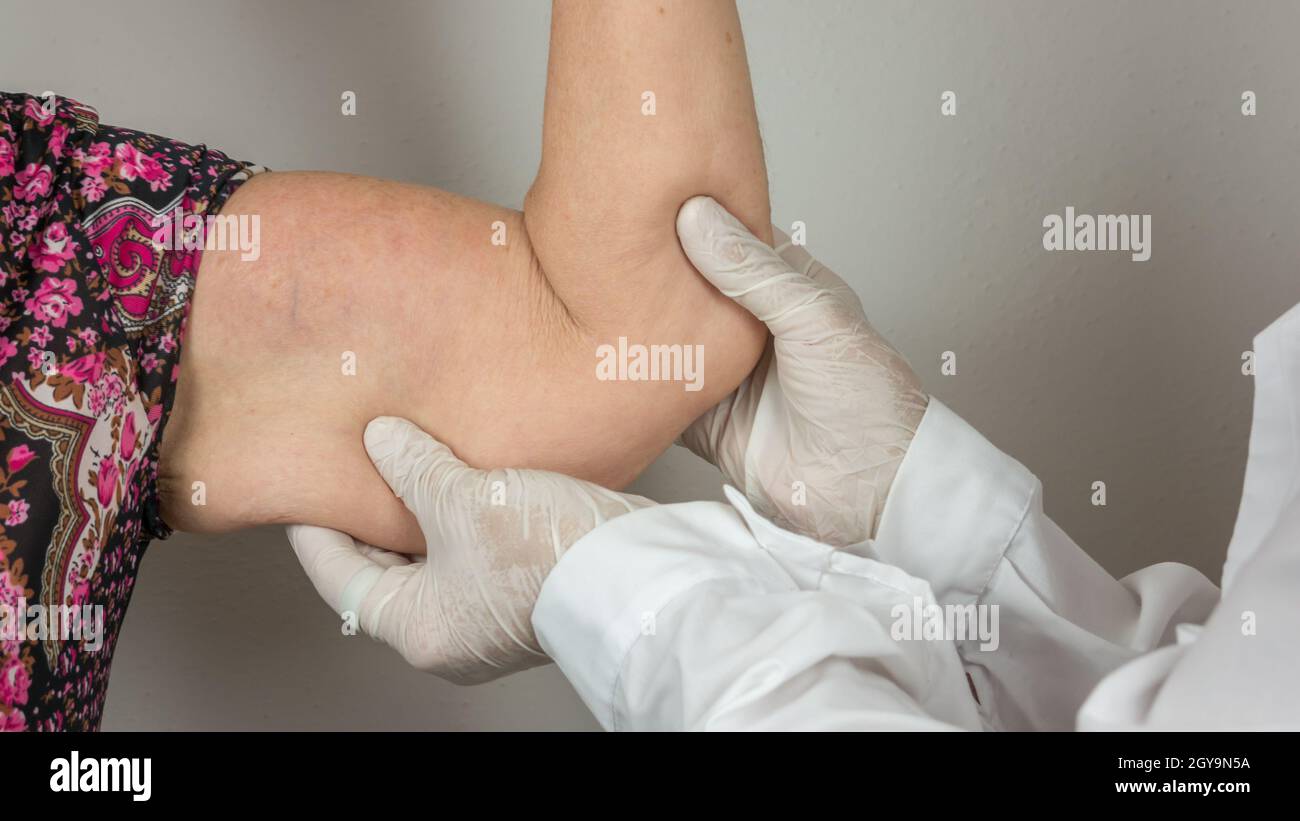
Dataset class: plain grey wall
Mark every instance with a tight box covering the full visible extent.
[4,0,1298,730]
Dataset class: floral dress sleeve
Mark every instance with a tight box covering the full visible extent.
[0,91,261,731]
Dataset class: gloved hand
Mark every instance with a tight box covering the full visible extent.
[675,196,929,547]
[287,416,653,683]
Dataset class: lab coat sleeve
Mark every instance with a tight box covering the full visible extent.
[1080,304,1300,730]
[871,400,1221,730]
[531,499,984,731]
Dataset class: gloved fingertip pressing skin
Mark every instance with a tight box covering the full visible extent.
[363,415,434,469]
[363,415,466,517]
[284,415,654,682]
[673,195,929,546]
[362,415,401,452]
[676,195,765,279]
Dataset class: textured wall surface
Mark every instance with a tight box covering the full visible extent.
[3,0,1297,730]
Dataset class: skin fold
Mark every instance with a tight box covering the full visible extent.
[156,1,764,550]
[158,1,771,553]
[159,172,766,552]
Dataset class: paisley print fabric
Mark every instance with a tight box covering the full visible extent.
[0,92,260,730]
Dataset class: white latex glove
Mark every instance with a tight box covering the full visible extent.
[675,196,929,547]
[288,416,653,683]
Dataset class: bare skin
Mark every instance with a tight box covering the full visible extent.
[158,1,771,553]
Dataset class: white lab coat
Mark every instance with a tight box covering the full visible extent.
[532,304,1300,731]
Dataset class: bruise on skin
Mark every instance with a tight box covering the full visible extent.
[725,31,732,44]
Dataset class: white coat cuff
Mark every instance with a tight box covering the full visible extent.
[532,500,783,728]
[872,398,1038,608]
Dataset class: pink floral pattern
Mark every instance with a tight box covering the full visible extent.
[0,92,259,731]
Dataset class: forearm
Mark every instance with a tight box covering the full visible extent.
[525,0,772,322]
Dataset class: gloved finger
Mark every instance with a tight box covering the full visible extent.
[352,558,429,646]
[677,196,848,343]
[287,524,390,620]
[287,523,431,651]
[675,343,769,467]
[771,226,864,313]
[363,415,472,538]
[356,542,415,569]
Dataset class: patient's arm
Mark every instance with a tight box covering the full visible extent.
[158,1,769,552]
[527,0,773,320]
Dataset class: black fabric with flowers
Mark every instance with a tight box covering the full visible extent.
[0,92,257,730]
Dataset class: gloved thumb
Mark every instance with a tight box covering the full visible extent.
[676,195,844,343]
[364,416,469,540]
